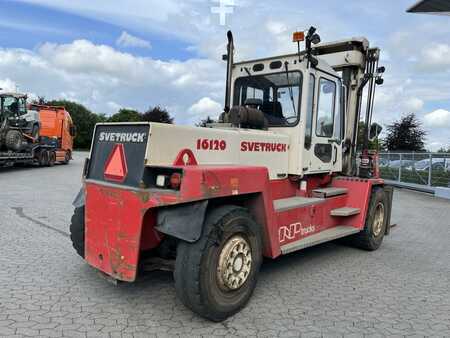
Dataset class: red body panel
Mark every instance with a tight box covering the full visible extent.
[84,165,383,282]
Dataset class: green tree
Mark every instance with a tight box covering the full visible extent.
[196,116,216,127]
[46,100,106,149]
[142,106,174,124]
[437,147,450,153]
[108,109,143,122]
[384,113,426,152]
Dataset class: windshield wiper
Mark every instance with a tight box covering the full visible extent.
[284,62,296,114]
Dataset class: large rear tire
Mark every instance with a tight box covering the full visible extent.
[62,151,71,165]
[174,206,263,322]
[349,187,388,251]
[38,150,49,166]
[5,130,23,152]
[48,151,56,167]
[70,207,85,258]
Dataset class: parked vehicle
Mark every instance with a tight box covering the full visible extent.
[406,158,447,172]
[0,99,75,167]
[386,159,415,169]
[70,28,392,321]
[0,93,40,152]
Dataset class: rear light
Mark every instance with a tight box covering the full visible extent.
[156,175,168,188]
[143,168,183,190]
[170,172,182,190]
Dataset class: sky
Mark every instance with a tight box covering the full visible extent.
[0,0,449,150]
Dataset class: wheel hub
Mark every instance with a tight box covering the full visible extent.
[372,203,385,237]
[217,235,252,290]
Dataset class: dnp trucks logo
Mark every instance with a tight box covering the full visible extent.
[279,222,316,244]
[98,132,146,143]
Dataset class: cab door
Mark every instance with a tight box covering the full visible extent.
[303,71,344,174]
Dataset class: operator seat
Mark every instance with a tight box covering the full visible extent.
[262,101,286,125]
[8,102,18,115]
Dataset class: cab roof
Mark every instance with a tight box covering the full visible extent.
[0,92,27,99]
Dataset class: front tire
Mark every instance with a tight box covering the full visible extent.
[349,187,388,251]
[70,207,85,258]
[5,130,23,152]
[174,205,263,322]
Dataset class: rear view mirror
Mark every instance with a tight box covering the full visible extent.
[369,123,382,140]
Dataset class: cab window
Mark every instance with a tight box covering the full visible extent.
[234,71,303,127]
[316,78,336,138]
[333,81,344,141]
[18,98,27,116]
[304,74,315,149]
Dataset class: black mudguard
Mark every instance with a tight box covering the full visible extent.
[155,200,208,243]
[73,187,85,209]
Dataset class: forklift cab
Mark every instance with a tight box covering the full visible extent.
[0,93,39,137]
[224,28,383,179]
[1,94,27,118]
[230,54,344,176]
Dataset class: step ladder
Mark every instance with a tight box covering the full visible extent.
[330,207,361,217]
[312,187,348,198]
[280,226,360,254]
[273,196,324,213]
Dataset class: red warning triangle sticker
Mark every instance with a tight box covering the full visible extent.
[104,144,128,183]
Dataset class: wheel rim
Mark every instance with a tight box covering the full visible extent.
[372,203,385,237]
[217,235,252,291]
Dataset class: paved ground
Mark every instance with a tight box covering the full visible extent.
[0,152,449,338]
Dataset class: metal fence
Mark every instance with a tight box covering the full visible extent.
[379,152,450,192]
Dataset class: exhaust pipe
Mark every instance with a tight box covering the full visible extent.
[224,31,234,113]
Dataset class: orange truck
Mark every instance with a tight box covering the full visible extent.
[36,104,75,164]
[0,94,75,167]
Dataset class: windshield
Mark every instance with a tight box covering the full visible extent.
[233,71,302,126]
[1,96,19,117]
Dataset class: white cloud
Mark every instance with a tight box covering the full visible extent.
[188,97,222,123]
[107,101,123,112]
[419,43,450,71]
[404,97,424,112]
[14,0,198,43]
[428,141,446,152]
[0,18,70,35]
[266,21,288,35]
[15,0,182,26]
[35,39,223,89]
[116,31,151,49]
[424,109,450,128]
[0,40,224,123]
[373,83,424,121]
[0,78,18,92]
